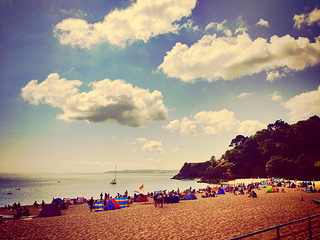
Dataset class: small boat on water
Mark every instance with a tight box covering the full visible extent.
[110,165,117,185]
[312,199,320,205]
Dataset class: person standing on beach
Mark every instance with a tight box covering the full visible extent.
[88,197,94,212]
[153,194,158,207]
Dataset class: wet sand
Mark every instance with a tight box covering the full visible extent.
[1,187,320,239]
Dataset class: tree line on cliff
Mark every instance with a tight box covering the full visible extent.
[173,115,320,182]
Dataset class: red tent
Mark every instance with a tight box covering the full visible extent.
[133,194,148,202]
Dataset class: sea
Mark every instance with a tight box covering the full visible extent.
[0,170,210,207]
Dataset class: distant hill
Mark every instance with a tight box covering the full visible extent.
[173,116,320,182]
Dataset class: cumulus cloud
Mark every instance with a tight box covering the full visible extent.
[294,8,320,29]
[282,85,320,122]
[54,0,197,49]
[271,91,282,102]
[163,109,265,135]
[158,32,320,82]
[21,73,168,127]
[238,120,266,134]
[256,18,269,27]
[136,138,164,154]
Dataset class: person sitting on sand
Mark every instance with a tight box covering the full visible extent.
[33,201,38,208]
[281,188,286,193]
[22,209,30,216]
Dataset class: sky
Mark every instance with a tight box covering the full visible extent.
[1,0,320,173]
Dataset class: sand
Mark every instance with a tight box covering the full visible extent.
[1,187,320,240]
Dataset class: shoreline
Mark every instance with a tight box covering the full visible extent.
[1,182,320,239]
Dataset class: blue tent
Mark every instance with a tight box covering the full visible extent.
[217,188,225,194]
[167,195,180,203]
[184,193,197,200]
[104,199,120,211]
[52,198,63,205]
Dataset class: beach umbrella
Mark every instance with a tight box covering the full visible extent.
[184,193,197,200]
[104,199,120,211]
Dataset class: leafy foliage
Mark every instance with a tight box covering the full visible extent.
[175,116,320,181]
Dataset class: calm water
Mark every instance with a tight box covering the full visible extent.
[0,171,209,207]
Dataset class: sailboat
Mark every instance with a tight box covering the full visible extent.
[110,165,117,184]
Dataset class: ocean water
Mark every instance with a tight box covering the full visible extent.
[0,171,209,207]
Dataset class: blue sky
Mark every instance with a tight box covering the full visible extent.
[1,0,320,173]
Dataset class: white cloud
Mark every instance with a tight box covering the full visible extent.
[238,120,266,134]
[54,0,197,49]
[164,109,264,135]
[256,18,269,27]
[163,109,266,135]
[158,32,320,82]
[266,70,281,82]
[172,148,179,152]
[271,91,282,102]
[180,19,199,31]
[282,85,320,122]
[294,8,320,29]
[205,20,232,37]
[236,92,254,98]
[21,73,168,127]
[136,138,164,154]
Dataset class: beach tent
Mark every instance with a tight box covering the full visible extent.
[167,195,180,203]
[39,204,62,217]
[52,198,63,206]
[225,186,231,192]
[184,193,197,200]
[266,187,275,193]
[104,199,120,211]
[133,194,148,202]
[217,188,225,194]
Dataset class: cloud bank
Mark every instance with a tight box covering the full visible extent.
[54,0,197,49]
[163,109,266,135]
[283,85,320,122]
[21,73,168,127]
[158,32,320,82]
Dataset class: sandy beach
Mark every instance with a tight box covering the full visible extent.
[1,186,320,240]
